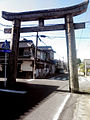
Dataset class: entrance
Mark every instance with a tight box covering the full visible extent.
[2,0,89,92]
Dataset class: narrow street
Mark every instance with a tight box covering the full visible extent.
[0,74,90,120]
[17,73,69,120]
[0,73,69,120]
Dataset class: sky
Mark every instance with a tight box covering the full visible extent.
[0,0,90,62]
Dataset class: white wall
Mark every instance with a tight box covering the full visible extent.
[21,61,33,71]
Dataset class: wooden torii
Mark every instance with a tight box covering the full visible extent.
[2,0,89,92]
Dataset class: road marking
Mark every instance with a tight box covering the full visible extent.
[56,78,61,80]
[62,78,67,80]
[53,94,71,120]
[27,79,35,81]
[0,89,27,94]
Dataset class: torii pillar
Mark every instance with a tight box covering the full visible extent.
[7,20,21,86]
[65,14,79,92]
[2,0,89,92]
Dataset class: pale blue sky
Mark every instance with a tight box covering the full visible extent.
[0,0,85,12]
[0,0,90,61]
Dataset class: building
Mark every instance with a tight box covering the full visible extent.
[0,39,56,78]
[54,59,67,73]
[84,59,90,76]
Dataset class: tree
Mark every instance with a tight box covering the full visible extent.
[79,63,85,75]
[77,58,81,65]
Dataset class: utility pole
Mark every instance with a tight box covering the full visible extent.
[33,32,38,79]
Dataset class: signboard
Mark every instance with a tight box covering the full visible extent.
[0,40,11,87]
[0,49,11,53]
[2,40,10,50]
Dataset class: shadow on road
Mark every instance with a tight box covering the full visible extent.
[0,81,58,120]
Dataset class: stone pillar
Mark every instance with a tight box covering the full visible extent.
[65,14,79,93]
[65,16,71,91]
[33,32,38,79]
[7,19,21,87]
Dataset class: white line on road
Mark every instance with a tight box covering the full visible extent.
[56,78,61,80]
[62,78,67,80]
[53,93,71,120]
[0,89,27,94]
[27,79,35,81]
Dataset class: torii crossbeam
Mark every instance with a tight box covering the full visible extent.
[2,0,89,92]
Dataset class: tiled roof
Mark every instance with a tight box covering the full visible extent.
[0,40,55,52]
[38,46,52,50]
[0,40,35,49]
[19,41,34,48]
[38,46,55,53]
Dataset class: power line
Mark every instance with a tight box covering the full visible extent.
[0,23,12,27]
[38,37,47,46]
[1,35,90,41]
[0,20,90,27]
[21,24,37,27]
[85,21,90,23]
[20,35,90,39]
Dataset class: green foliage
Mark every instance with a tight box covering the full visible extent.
[77,58,81,65]
[79,63,85,73]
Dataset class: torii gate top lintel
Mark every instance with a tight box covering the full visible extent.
[2,0,89,21]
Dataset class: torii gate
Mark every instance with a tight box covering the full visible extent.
[2,0,89,92]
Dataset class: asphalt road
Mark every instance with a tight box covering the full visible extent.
[0,74,70,120]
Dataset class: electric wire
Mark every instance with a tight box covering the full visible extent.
[0,21,90,44]
[1,36,90,41]
[0,20,90,27]
[38,37,47,46]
